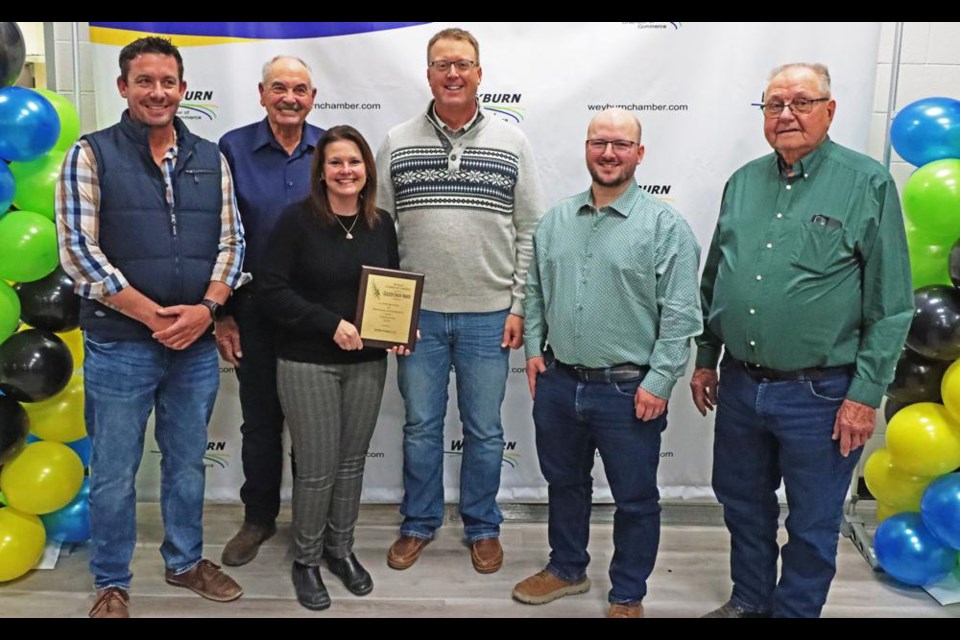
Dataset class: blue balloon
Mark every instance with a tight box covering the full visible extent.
[921,473,960,549]
[25,432,40,444]
[65,436,90,467]
[0,87,60,163]
[39,476,89,543]
[875,512,957,586]
[0,162,13,214]
[891,97,960,168]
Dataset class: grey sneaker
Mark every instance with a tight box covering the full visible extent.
[702,600,771,618]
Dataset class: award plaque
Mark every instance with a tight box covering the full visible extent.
[355,266,424,350]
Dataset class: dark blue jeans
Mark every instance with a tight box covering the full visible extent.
[84,333,219,590]
[713,357,861,618]
[532,363,665,605]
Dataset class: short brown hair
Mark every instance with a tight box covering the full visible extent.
[308,125,379,229]
[119,36,183,82]
[427,28,480,65]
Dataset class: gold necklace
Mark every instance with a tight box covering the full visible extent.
[335,213,359,240]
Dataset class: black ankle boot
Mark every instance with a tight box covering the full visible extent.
[324,552,374,596]
[292,561,331,610]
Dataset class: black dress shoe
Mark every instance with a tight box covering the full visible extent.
[324,552,374,596]
[292,562,331,610]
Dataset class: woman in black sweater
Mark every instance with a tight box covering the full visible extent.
[258,125,402,610]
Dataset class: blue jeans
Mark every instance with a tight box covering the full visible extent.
[532,363,665,605]
[713,357,861,618]
[84,333,220,590]
[396,309,509,542]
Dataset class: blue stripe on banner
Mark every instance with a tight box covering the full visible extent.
[88,22,428,39]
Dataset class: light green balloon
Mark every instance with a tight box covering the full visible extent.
[8,150,66,221]
[907,239,951,290]
[903,159,960,244]
[34,89,80,152]
[0,281,19,345]
[0,210,59,283]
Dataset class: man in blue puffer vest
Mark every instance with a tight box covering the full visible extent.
[56,36,248,618]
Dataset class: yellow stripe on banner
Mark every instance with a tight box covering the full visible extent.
[89,27,257,47]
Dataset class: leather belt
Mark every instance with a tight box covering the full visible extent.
[734,357,854,381]
[555,360,648,383]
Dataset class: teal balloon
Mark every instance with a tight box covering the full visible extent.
[8,151,66,221]
[0,210,58,283]
[0,162,13,214]
[892,97,960,168]
[875,512,957,586]
[0,281,19,345]
[39,477,89,543]
[34,90,79,152]
[902,159,960,244]
[0,87,60,162]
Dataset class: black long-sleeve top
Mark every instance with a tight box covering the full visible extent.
[258,201,400,364]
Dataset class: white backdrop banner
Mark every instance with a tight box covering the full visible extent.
[87,21,881,503]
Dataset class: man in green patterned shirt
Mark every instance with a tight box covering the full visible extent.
[691,63,912,618]
[512,109,702,618]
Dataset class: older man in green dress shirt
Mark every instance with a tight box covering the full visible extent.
[691,63,913,618]
[512,109,702,618]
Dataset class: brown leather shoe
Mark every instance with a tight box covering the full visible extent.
[165,559,243,602]
[608,602,644,618]
[89,587,129,618]
[221,522,276,567]
[512,569,591,605]
[386,534,431,570]
[470,537,503,574]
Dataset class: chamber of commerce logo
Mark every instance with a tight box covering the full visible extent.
[480,93,525,124]
[178,90,218,121]
[151,441,230,468]
[446,439,520,468]
[639,184,675,203]
[623,22,682,30]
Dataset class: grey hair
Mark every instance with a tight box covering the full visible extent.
[767,63,831,95]
[261,55,312,84]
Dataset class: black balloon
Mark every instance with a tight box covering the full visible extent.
[14,267,80,332]
[950,237,960,289]
[0,392,28,466]
[0,23,26,88]
[883,397,908,424]
[0,329,73,402]
[907,286,960,361]
[887,347,949,404]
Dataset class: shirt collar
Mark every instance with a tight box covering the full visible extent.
[427,99,483,134]
[775,135,833,179]
[252,117,319,154]
[578,180,641,218]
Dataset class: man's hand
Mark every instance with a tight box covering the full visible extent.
[153,304,213,350]
[215,315,242,367]
[333,320,363,351]
[635,387,667,421]
[833,399,876,457]
[526,356,547,399]
[690,367,719,416]
[502,314,524,350]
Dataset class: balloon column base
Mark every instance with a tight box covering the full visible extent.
[35,539,62,570]
[841,513,880,570]
[924,571,960,605]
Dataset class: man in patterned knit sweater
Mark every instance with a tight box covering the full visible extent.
[376,27,544,574]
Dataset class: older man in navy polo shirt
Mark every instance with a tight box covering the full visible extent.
[217,55,325,566]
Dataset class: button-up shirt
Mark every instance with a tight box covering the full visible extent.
[219,118,324,276]
[696,138,913,407]
[524,181,702,399]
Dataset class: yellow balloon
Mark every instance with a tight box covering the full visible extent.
[56,329,83,369]
[863,448,934,511]
[0,442,84,515]
[942,359,960,422]
[887,402,960,477]
[876,502,903,525]
[24,375,86,442]
[0,507,46,582]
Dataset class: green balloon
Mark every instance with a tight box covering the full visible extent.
[908,239,952,290]
[8,151,66,221]
[34,89,80,152]
[903,159,960,244]
[0,281,19,345]
[0,211,58,283]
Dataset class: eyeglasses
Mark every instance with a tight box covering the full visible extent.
[586,139,639,154]
[428,59,477,73]
[753,97,830,118]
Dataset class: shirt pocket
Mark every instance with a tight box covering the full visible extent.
[790,220,846,275]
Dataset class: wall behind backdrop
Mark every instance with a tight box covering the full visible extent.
[83,21,881,503]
